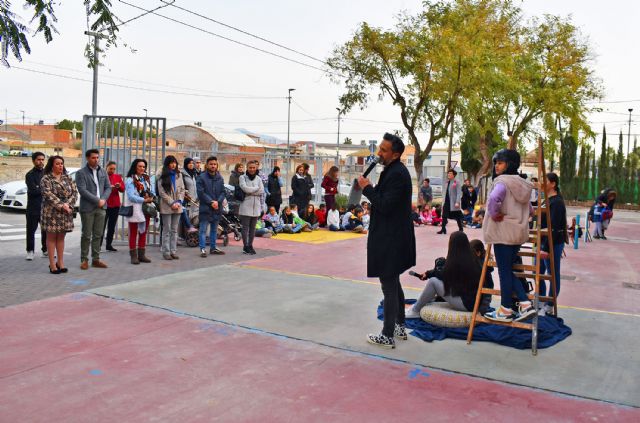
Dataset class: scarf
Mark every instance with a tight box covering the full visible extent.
[246,172,257,181]
[169,170,176,191]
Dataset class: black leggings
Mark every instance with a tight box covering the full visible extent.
[102,207,120,248]
[380,274,405,337]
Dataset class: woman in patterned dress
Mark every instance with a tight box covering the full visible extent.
[41,155,78,274]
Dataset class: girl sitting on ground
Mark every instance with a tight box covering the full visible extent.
[263,206,284,233]
[405,231,489,318]
[301,204,320,230]
[483,149,536,323]
[327,204,341,231]
[430,205,442,226]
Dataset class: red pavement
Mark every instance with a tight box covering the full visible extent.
[1,294,638,422]
[251,220,640,316]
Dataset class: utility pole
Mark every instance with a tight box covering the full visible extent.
[336,108,342,166]
[285,88,295,200]
[446,110,455,172]
[628,108,634,156]
[20,110,25,126]
[85,30,107,152]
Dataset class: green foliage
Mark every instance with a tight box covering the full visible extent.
[72,140,82,150]
[0,1,119,67]
[460,130,483,179]
[55,119,83,131]
[343,137,352,145]
[335,194,348,209]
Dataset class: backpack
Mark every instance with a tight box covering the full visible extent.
[233,184,245,202]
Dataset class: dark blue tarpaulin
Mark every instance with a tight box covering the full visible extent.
[377,300,572,349]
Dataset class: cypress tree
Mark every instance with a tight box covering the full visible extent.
[599,125,607,189]
[616,130,625,199]
[591,147,597,199]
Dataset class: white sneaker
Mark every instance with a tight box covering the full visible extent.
[26,251,34,261]
[405,307,421,319]
[41,251,48,258]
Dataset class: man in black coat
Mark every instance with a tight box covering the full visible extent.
[358,133,416,349]
[25,151,47,260]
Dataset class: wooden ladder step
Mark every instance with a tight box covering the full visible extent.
[486,261,539,272]
[529,228,550,234]
[513,272,552,280]
[518,251,537,257]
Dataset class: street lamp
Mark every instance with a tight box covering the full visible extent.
[336,108,342,165]
[20,110,25,126]
[628,108,634,156]
[143,108,148,119]
[286,88,295,200]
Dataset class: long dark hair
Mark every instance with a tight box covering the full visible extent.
[44,155,67,175]
[441,231,481,298]
[127,158,148,178]
[183,157,196,177]
[160,155,179,193]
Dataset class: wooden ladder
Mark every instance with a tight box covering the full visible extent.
[466,137,559,355]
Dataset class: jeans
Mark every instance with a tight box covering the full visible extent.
[128,218,149,249]
[80,208,106,262]
[379,274,405,338]
[240,215,258,248]
[493,243,529,309]
[409,277,467,313]
[593,221,603,237]
[181,200,193,229]
[329,224,340,231]
[26,213,46,252]
[161,213,180,254]
[199,215,220,250]
[101,206,120,248]
[539,242,564,302]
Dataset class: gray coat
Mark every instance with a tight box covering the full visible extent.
[75,165,111,213]
[445,178,463,212]
[239,174,264,217]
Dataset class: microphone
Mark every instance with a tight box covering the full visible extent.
[362,156,380,178]
[408,271,422,278]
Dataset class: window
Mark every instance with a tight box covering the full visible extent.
[440,160,445,165]
[407,156,413,165]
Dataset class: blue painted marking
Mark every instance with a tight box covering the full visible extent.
[70,279,89,286]
[70,293,87,300]
[89,369,103,376]
[408,368,430,380]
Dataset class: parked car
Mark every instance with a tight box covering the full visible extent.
[428,176,444,197]
[0,167,80,211]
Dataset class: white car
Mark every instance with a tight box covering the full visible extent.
[0,167,80,211]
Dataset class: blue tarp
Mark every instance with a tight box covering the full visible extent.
[377,300,572,349]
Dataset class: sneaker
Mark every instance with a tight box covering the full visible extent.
[543,303,555,316]
[366,333,395,349]
[163,254,173,260]
[405,307,421,319]
[210,248,226,255]
[514,302,537,322]
[106,246,118,252]
[41,250,48,258]
[484,307,514,323]
[188,227,198,233]
[25,251,34,261]
[248,247,257,255]
[200,248,208,258]
[394,324,408,340]
[242,247,251,255]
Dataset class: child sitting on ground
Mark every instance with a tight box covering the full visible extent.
[420,205,431,224]
[341,204,355,230]
[469,207,485,229]
[361,201,371,230]
[430,205,442,226]
[281,206,303,233]
[315,203,327,228]
[411,204,423,226]
[347,206,368,233]
[301,204,320,230]
[289,204,313,232]
[405,232,490,318]
[483,149,536,323]
[255,217,273,238]
[327,204,341,231]
[263,206,284,234]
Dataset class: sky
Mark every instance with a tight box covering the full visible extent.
[1,0,639,149]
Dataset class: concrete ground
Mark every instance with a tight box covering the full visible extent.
[1,205,639,421]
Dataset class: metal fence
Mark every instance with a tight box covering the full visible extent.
[82,115,166,245]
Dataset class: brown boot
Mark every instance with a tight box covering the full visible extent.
[138,248,151,263]
[130,249,140,265]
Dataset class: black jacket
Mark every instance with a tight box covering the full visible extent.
[540,194,567,251]
[363,159,416,278]
[266,174,282,206]
[291,174,312,206]
[461,186,477,210]
[25,167,45,215]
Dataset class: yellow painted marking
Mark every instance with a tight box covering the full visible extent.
[269,230,364,244]
[237,264,640,317]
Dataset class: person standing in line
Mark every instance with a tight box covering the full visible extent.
[321,166,339,211]
[180,157,198,232]
[40,156,77,274]
[228,162,245,187]
[438,169,464,234]
[101,161,124,252]
[291,163,312,210]
[419,178,433,210]
[157,155,185,260]
[25,151,47,260]
[239,160,264,255]
[256,161,270,214]
[124,159,154,265]
[357,133,416,349]
[266,166,283,213]
[193,156,203,176]
[197,156,226,257]
[76,149,111,270]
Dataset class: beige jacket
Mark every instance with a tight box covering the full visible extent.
[483,175,533,245]
[157,173,185,215]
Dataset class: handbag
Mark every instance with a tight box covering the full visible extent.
[142,201,158,218]
[118,206,133,217]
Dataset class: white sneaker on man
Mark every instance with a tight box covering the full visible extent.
[25,251,34,261]
[41,250,48,258]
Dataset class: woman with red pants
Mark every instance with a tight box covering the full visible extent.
[124,158,155,264]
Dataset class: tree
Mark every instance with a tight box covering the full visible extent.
[615,130,624,199]
[559,130,577,199]
[343,137,352,145]
[55,119,83,131]
[0,1,119,67]
[328,0,517,192]
[460,130,483,182]
[599,125,607,189]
